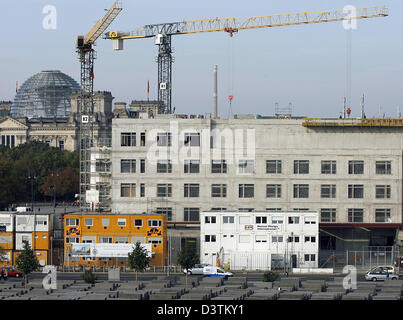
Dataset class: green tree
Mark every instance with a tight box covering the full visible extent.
[128,242,150,287]
[177,245,199,288]
[15,241,40,288]
[83,269,96,284]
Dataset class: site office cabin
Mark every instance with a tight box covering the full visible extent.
[64,213,167,267]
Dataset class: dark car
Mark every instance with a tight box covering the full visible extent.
[1,267,22,278]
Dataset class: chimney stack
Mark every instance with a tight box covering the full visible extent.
[213,65,218,119]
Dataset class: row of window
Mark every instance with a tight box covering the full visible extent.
[204,234,316,244]
[65,218,162,228]
[120,183,393,199]
[106,207,391,223]
[119,157,392,175]
[65,236,162,245]
[205,215,316,225]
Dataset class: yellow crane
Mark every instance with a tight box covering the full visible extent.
[105,5,388,114]
[76,1,122,212]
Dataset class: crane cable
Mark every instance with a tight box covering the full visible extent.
[227,32,235,119]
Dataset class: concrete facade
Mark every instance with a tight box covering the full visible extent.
[110,115,403,262]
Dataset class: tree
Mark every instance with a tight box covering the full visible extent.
[128,242,150,287]
[177,245,199,288]
[40,167,79,200]
[15,241,40,288]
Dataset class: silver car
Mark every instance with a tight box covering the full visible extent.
[183,264,211,275]
[365,267,399,281]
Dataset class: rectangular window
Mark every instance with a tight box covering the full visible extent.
[115,236,129,244]
[255,216,268,224]
[121,183,136,198]
[348,184,364,199]
[376,161,391,174]
[66,219,79,227]
[293,184,309,198]
[99,236,113,244]
[266,160,282,174]
[349,160,364,174]
[238,208,254,212]
[238,160,254,174]
[157,160,172,173]
[205,216,217,224]
[148,237,162,244]
[117,218,126,227]
[288,216,300,224]
[157,184,172,197]
[267,208,282,212]
[255,235,267,243]
[304,236,316,243]
[84,218,93,227]
[184,184,200,197]
[211,208,227,212]
[121,159,136,173]
[59,140,64,150]
[134,219,143,227]
[140,159,145,173]
[140,132,146,147]
[304,254,316,262]
[184,132,200,147]
[376,185,391,199]
[321,208,336,223]
[223,216,235,224]
[266,184,281,198]
[211,184,227,198]
[321,160,336,174]
[375,209,391,223]
[321,184,336,198]
[288,236,300,243]
[96,160,111,173]
[211,160,227,173]
[184,160,200,174]
[35,219,47,226]
[205,235,217,243]
[157,132,172,146]
[66,237,79,244]
[140,183,145,197]
[184,208,200,222]
[101,218,109,227]
[239,184,254,198]
[304,217,317,225]
[272,236,283,243]
[121,132,136,147]
[148,219,162,227]
[155,208,172,221]
[294,160,309,174]
[348,208,364,223]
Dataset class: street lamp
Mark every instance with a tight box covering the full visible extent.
[51,170,59,213]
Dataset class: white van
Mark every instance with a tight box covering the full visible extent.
[203,266,233,278]
[16,207,32,213]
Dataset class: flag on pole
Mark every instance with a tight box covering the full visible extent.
[16,81,18,93]
[147,80,150,101]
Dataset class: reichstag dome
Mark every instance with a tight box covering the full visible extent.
[10,70,80,119]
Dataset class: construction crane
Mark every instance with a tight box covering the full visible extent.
[105,5,388,115]
[76,1,122,212]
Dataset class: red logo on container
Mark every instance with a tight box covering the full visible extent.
[245,225,253,230]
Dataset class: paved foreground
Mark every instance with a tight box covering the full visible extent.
[0,275,402,300]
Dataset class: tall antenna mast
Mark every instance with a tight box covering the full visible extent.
[360,94,365,119]
[213,65,218,119]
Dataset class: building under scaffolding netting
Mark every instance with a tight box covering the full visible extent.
[10,70,80,119]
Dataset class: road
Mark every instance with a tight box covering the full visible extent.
[9,271,369,282]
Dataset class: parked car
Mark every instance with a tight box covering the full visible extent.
[365,267,399,281]
[368,265,395,274]
[183,264,211,275]
[1,267,22,278]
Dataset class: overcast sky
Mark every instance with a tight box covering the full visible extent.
[0,0,401,118]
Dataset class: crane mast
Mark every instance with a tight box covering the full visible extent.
[105,5,388,115]
[76,1,122,212]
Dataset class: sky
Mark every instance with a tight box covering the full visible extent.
[0,0,401,118]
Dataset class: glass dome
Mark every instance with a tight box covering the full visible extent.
[10,70,80,119]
